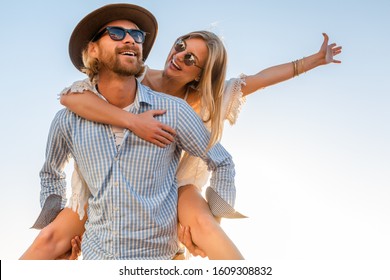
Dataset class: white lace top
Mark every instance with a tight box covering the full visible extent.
[61,68,247,219]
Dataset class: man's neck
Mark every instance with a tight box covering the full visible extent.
[97,74,137,108]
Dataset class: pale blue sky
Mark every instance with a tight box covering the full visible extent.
[0,0,389,261]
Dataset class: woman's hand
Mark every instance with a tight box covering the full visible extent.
[131,110,176,148]
[320,33,342,64]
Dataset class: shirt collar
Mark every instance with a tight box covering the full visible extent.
[93,79,153,109]
[135,80,153,107]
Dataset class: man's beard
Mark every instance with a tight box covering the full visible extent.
[100,49,143,77]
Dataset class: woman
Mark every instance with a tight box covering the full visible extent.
[20,31,341,260]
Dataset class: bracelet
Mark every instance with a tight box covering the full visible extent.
[292,60,299,77]
[292,57,306,78]
[301,57,306,74]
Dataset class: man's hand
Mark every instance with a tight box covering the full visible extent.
[55,236,82,260]
[178,225,206,258]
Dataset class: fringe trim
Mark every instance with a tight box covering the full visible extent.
[224,75,247,126]
[57,78,96,99]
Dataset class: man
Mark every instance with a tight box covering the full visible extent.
[37,3,236,260]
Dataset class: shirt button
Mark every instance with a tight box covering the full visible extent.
[114,182,119,187]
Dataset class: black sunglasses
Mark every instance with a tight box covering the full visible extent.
[174,39,203,69]
[92,26,146,44]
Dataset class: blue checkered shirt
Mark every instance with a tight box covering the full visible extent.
[39,81,235,259]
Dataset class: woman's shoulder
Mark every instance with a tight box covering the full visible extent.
[142,67,161,86]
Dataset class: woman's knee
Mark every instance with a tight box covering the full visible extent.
[192,211,220,235]
[33,225,58,249]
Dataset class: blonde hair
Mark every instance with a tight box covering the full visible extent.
[177,31,228,150]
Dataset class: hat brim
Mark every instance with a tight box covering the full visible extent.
[69,3,157,71]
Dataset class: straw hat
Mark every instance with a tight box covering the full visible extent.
[69,3,158,71]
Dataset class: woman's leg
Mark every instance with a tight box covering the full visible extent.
[19,207,86,259]
[178,184,244,260]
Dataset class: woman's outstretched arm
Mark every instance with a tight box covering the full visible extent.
[242,33,342,96]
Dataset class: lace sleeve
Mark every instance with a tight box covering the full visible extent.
[222,75,247,125]
[58,78,97,98]
[65,162,91,220]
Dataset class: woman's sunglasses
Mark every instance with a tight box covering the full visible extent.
[92,26,146,44]
[174,39,203,69]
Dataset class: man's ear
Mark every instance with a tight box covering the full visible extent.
[87,42,99,58]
